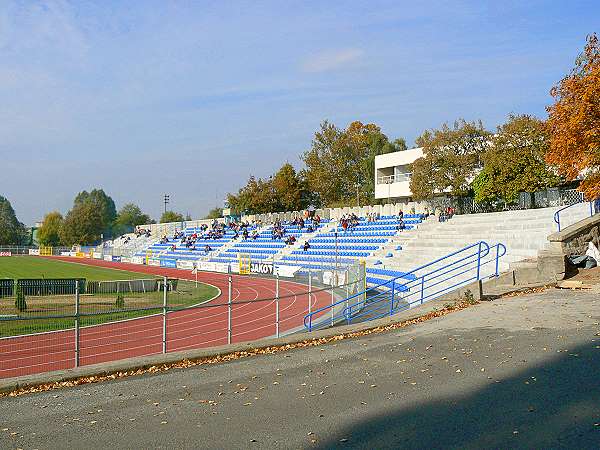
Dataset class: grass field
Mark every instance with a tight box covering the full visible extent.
[0,256,150,280]
[0,256,220,337]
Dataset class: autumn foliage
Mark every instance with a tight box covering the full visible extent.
[546,33,600,200]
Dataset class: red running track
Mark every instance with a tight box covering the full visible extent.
[0,257,332,380]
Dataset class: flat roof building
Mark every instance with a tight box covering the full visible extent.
[374,147,423,202]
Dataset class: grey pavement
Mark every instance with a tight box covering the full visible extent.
[1,287,599,449]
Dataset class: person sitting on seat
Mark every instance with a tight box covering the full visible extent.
[303,241,310,252]
[204,244,212,254]
[396,219,405,231]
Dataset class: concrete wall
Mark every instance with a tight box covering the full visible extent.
[547,214,600,256]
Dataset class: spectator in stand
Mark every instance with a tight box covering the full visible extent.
[204,244,212,254]
[341,217,349,233]
[242,228,249,240]
[303,241,310,252]
[252,230,259,240]
[396,218,405,231]
[398,210,404,220]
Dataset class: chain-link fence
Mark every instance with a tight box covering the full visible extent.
[0,263,366,379]
[455,188,584,215]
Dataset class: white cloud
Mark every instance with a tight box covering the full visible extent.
[301,48,364,73]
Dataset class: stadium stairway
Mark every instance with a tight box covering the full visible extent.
[368,204,593,274]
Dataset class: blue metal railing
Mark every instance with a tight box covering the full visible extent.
[304,241,506,332]
[554,201,596,231]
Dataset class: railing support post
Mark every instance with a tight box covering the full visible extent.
[476,242,482,280]
[307,268,312,315]
[75,280,80,368]
[275,273,280,338]
[228,275,232,345]
[420,276,425,304]
[162,276,167,354]
[390,280,395,316]
[330,274,335,327]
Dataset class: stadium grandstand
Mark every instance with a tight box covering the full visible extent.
[99,192,596,294]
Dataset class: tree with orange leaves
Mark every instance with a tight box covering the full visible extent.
[546,33,600,200]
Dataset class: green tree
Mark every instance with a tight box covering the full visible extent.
[0,195,27,245]
[272,163,308,211]
[14,284,27,312]
[473,114,562,203]
[114,203,153,235]
[60,201,104,245]
[160,211,185,223]
[302,120,400,206]
[227,175,279,214]
[37,211,64,246]
[204,207,223,219]
[410,119,490,200]
[74,189,117,236]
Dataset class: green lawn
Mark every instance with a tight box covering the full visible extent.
[0,256,220,337]
[0,256,151,280]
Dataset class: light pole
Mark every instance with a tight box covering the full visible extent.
[163,194,170,214]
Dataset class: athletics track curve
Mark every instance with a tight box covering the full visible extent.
[0,257,332,380]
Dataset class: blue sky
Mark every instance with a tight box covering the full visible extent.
[1,0,598,225]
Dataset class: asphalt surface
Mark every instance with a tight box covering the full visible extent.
[1,287,599,449]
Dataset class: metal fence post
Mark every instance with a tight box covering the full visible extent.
[162,276,167,354]
[75,280,80,368]
[495,245,500,276]
[345,269,350,311]
[420,276,425,304]
[275,273,280,338]
[390,280,395,316]
[330,274,335,327]
[228,275,232,345]
[476,242,482,280]
[307,268,312,315]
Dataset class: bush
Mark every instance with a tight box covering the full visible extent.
[15,284,27,312]
[115,294,125,309]
[463,289,477,305]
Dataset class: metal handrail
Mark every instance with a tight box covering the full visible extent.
[304,240,505,332]
[553,201,595,231]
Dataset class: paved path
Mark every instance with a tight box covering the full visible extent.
[0,257,332,379]
[1,286,598,449]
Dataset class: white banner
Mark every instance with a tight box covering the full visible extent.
[93,252,102,259]
[121,257,131,264]
[0,251,12,257]
[28,249,40,256]
[250,262,274,275]
[104,255,113,262]
[132,256,145,265]
[60,251,71,256]
[177,260,196,270]
[323,270,346,287]
[214,262,230,273]
[148,258,160,266]
[274,265,300,278]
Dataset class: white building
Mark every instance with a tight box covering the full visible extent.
[374,147,424,201]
